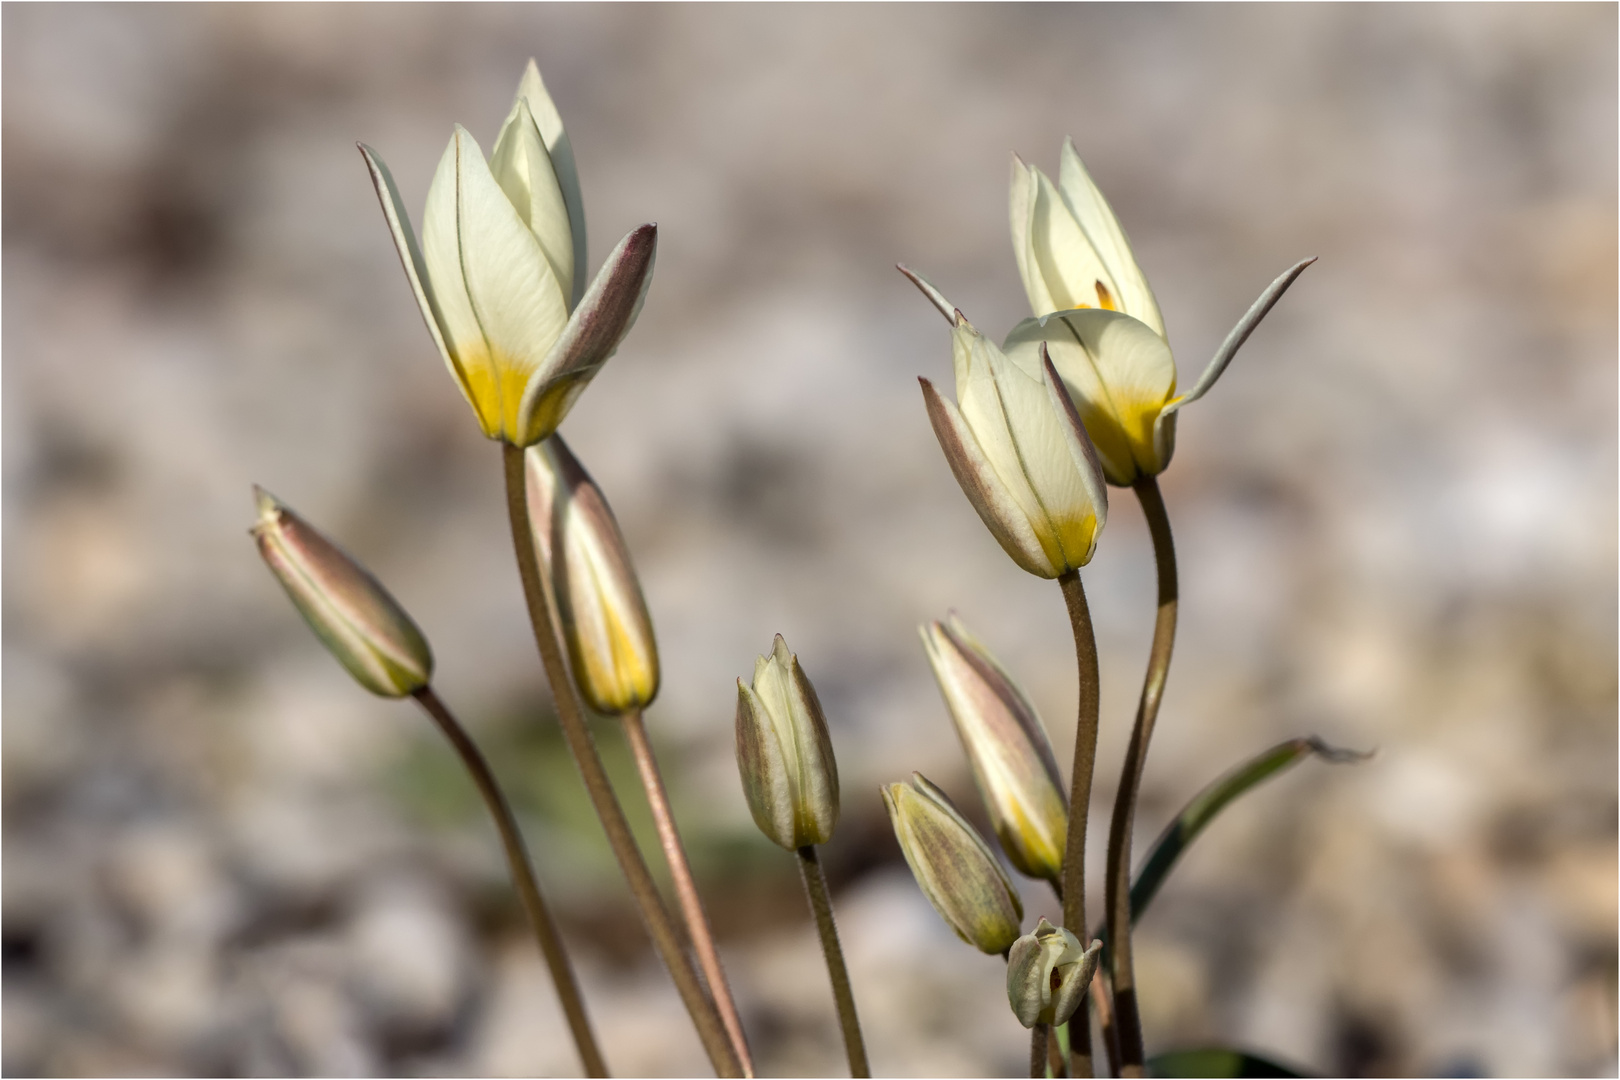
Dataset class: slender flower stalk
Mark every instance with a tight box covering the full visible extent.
[502,443,743,1079]
[411,687,609,1077]
[1031,1024,1050,1079]
[1103,477,1177,1076]
[621,709,755,1075]
[1056,570,1101,1078]
[797,845,870,1078]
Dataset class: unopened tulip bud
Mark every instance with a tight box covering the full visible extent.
[921,616,1067,884]
[527,438,659,714]
[735,635,839,850]
[1006,917,1102,1028]
[251,486,433,697]
[882,773,1024,955]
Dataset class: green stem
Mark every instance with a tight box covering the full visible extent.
[622,709,755,1075]
[1056,570,1100,1079]
[796,845,870,1077]
[502,443,743,1078]
[1104,477,1178,1076]
[410,686,608,1077]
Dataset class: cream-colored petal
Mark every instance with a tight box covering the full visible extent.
[515,59,587,310]
[1057,139,1165,336]
[736,679,798,849]
[920,376,1056,578]
[897,263,958,325]
[453,125,571,442]
[1009,156,1059,317]
[1032,168,1119,318]
[1040,346,1109,546]
[514,224,657,446]
[491,97,575,305]
[422,132,502,436]
[358,144,469,403]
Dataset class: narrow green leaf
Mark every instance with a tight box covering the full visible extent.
[1148,1047,1307,1077]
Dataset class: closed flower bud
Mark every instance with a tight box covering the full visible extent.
[251,486,433,697]
[921,615,1067,884]
[915,309,1108,579]
[526,437,659,714]
[882,773,1024,955]
[361,59,657,446]
[735,635,839,850]
[1006,917,1102,1029]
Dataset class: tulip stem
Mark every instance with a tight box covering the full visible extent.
[410,686,609,1077]
[796,845,870,1078]
[1048,1021,1069,1077]
[622,709,756,1075]
[502,443,743,1079]
[1031,1023,1051,1078]
[1056,569,1100,1078]
[1089,966,1123,1077]
[1104,477,1178,1077]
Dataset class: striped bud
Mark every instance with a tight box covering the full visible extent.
[251,486,433,697]
[921,615,1067,884]
[735,635,839,850]
[1006,917,1102,1028]
[526,438,659,714]
[882,773,1023,955]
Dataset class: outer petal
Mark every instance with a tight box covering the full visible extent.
[897,263,958,325]
[787,652,839,845]
[736,679,798,850]
[515,224,658,446]
[1057,139,1166,337]
[920,376,1056,578]
[453,125,571,442]
[358,144,470,405]
[1041,346,1109,553]
[516,59,588,310]
[1005,310,1177,486]
[422,132,503,436]
[1010,155,1058,317]
[490,97,575,307]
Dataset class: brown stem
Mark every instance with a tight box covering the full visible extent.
[1057,570,1100,1078]
[622,709,755,1075]
[1090,966,1122,1077]
[502,443,743,1078]
[1031,1023,1051,1078]
[1104,477,1178,1076]
[796,845,870,1077]
[411,686,608,1077]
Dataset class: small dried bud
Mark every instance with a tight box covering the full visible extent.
[1006,917,1102,1028]
[921,614,1067,884]
[882,773,1024,955]
[527,438,659,714]
[735,635,839,850]
[251,486,433,697]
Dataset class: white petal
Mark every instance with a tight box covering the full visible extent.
[358,143,469,403]
[1032,168,1118,317]
[491,97,575,305]
[422,131,500,433]
[453,125,571,439]
[515,59,588,310]
[1009,155,1057,317]
[897,264,958,325]
[1057,139,1165,336]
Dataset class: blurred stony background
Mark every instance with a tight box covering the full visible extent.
[3,5,1615,1077]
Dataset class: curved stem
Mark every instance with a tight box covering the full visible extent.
[1031,1023,1050,1078]
[796,845,870,1077]
[1104,477,1178,1076]
[622,709,755,1075]
[502,443,743,1078]
[1056,570,1100,1078]
[411,686,609,1077]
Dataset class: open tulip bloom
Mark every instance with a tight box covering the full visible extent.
[1006,139,1313,486]
[361,61,658,447]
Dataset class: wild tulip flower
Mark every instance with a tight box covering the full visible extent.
[921,615,1067,884]
[526,437,659,715]
[883,773,1024,955]
[735,635,840,850]
[1006,917,1102,1029]
[361,60,657,447]
[1007,139,1313,485]
[917,310,1108,579]
[251,486,433,697]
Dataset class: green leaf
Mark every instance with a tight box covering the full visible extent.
[1148,1047,1307,1077]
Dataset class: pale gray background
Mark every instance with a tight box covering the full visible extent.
[5,4,1616,1076]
